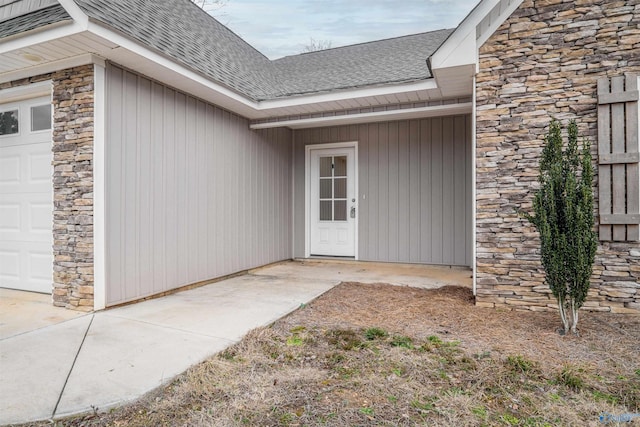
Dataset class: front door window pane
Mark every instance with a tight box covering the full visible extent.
[320,156,332,177]
[334,200,347,221]
[334,178,346,199]
[334,156,347,176]
[320,201,332,221]
[320,178,332,199]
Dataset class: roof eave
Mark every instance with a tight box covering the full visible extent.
[429,0,524,89]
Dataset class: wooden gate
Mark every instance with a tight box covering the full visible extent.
[597,74,640,242]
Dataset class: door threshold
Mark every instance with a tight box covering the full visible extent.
[308,255,356,260]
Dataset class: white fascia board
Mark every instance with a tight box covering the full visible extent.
[0,53,104,84]
[430,0,498,71]
[256,80,438,111]
[87,21,440,118]
[475,0,523,50]
[85,21,260,112]
[58,0,89,26]
[250,102,472,130]
[432,29,478,70]
[0,0,89,55]
[430,0,524,72]
[0,21,84,55]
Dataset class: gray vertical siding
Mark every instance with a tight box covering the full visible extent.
[105,64,292,306]
[293,116,472,267]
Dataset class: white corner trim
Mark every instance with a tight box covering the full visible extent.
[0,80,52,103]
[471,75,477,296]
[251,102,473,130]
[93,62,106,311]
[0,53,105,84]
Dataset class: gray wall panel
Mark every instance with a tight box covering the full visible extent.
[105,64,293,306]
[293,116,472,267]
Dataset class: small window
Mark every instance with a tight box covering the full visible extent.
[31,104,51,131]
[0,110,19,135]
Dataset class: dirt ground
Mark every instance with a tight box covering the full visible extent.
[22,282,640,427]
[283,282,639,372]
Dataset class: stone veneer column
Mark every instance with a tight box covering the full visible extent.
[51,65,95,310]
[475,0,640,313]
[1,65,95,310]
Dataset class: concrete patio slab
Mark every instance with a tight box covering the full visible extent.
[255,259,472,289]
[0,288,85,340]
[0,260,470,425]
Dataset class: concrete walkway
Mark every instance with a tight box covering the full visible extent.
[0,260,470,425]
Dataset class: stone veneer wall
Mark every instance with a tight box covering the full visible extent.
[1,65,95,310]
[475,0,640,313]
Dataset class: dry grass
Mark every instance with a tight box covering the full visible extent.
[20,283,640,427]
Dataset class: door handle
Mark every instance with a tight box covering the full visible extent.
[350,206,356,218]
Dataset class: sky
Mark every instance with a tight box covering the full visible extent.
[205,0,479,59]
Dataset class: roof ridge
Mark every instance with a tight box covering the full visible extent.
[273,27,454,62]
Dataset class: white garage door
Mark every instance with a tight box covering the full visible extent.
[0,95,53,294]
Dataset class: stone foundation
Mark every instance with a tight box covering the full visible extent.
[475,0,640,313]
[1,65,95,311]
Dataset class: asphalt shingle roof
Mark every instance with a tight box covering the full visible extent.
[73,0,283,100]
[0,4,70,40]
[272,29,454,97]
[1,0,452,101]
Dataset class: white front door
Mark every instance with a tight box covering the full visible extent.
[309,145,357,257]
[0,95,53,293]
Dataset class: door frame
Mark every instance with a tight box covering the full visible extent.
[305,141,358,259]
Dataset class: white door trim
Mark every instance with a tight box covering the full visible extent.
[305,141,358,259]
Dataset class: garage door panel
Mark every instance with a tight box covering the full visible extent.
[0,193,52,241]
[0,249,20,280]
[0,239,52,293]
[30,202,52,232]
[0,202,20,232]
[0,143,51,193]
[0,154,20,184]
[0,94,52,294]
[29,151,52,183]
[29,251,52,282]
